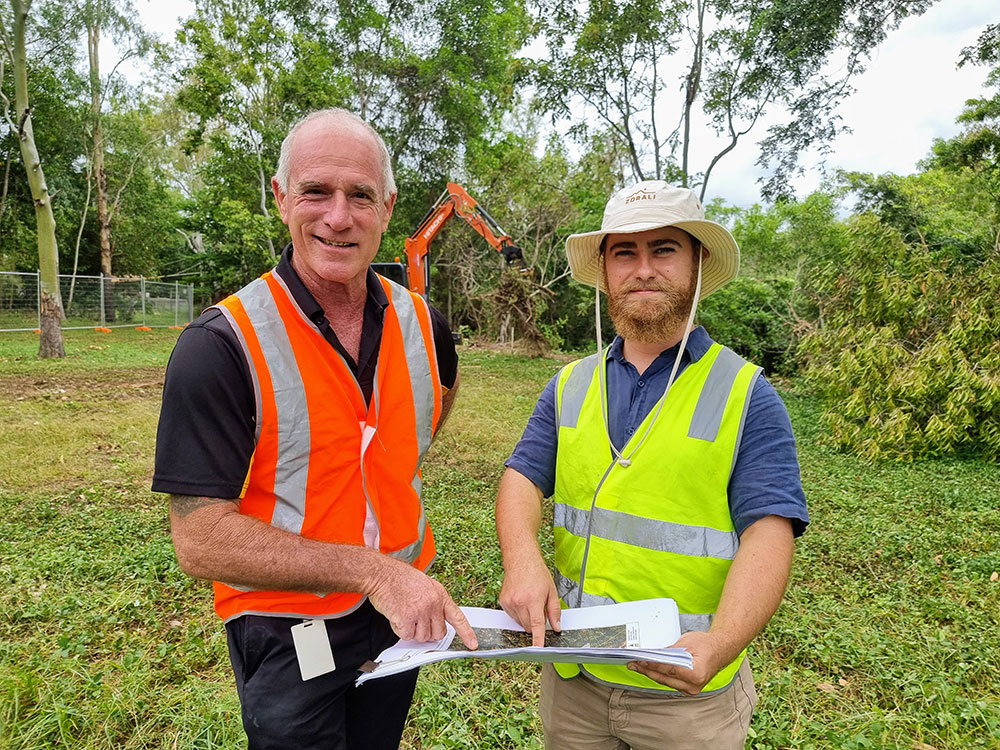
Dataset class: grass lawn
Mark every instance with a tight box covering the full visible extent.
[1,328,998,748]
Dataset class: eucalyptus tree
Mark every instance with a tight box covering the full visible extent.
[1,0,65,356]
[533,0,937,201]
[79,0,151,319]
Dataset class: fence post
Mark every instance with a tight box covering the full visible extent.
[188,283,194,323]
[141,277,147,327]
[99,274,106,328]
[36,270,41,331]
[174,281,179,326]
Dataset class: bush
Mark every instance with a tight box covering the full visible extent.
[799,214,1000,460]
[698,276,799,376]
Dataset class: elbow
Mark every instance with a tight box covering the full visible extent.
[171,534,214,580]
[169,505,232,581]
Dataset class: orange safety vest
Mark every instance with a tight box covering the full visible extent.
[210,269,442,621]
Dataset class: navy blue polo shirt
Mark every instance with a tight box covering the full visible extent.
[505,326,808,537]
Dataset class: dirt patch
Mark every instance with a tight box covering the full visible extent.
[0,367,165,402]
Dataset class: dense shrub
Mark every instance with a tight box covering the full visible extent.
[698,276,799,376]
[799,214,1000,460]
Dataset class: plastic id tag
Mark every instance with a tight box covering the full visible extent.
[290,619,336,681]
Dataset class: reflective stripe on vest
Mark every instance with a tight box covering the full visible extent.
[551,343,760,694]
[210,270,441,620]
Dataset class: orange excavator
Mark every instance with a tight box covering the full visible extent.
[374,182,526,297]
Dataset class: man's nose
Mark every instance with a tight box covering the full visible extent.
[634,249,656,278]
[323,192,353,230]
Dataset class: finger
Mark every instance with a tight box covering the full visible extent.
[412,618,431,644]
[529,611,547,647]
[430,608,450,642]
[445,600,478,650]
[394,618,414,642]
[628,661,678,688]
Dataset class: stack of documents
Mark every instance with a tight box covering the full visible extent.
[356,598,692,685]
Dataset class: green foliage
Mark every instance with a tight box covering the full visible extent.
[841,169,996,265]
[799,214,1000,460]
[170,0,533,297]
[698,277,797,375]
[698,190,849,375]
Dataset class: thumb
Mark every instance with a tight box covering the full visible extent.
[545,594,562,633]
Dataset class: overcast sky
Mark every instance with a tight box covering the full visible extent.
[128,0,996,208]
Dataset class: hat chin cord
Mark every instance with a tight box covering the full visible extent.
[595,247,704,469]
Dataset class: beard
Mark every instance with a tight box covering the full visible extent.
[605,262,699,345]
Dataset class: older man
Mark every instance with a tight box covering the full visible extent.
[496,181,808,748]
[153,108,476,749]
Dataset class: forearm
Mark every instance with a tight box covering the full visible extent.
[709,514,795,662]
[171,493,479,646]
[495,467,545,570]
[496,468,562,640]
[437,369,460,430]
[169,494,394,594]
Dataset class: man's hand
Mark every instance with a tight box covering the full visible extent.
[499,554,562,647]
[367,557,478,649]
[627,630,733,696]
[628,515,796,695]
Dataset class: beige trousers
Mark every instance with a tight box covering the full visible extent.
[539,659,757,750]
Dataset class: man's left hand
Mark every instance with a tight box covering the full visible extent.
[626,630,732,696]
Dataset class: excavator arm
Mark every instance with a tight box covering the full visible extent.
[402,182,526,297]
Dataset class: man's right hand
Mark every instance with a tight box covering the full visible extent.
[499,555,562,647]
[367,557,478,650]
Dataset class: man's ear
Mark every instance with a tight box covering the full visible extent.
[272,177,288,224]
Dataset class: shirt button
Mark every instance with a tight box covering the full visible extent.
[637,380,644,387]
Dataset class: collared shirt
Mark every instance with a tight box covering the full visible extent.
[152,245,457,499]
[505,326,809,537]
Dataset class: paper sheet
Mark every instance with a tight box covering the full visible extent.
[355,598,693,686]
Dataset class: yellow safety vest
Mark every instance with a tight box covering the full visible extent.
[552,342,760,694]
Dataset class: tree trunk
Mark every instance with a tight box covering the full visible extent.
[11,0,64,357]
[681,0,705,187]
[89,18,115,322]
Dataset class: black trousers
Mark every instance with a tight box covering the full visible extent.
[225,601,418,749]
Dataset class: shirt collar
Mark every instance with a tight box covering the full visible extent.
[606,325,713,365]
[273,243,390,323]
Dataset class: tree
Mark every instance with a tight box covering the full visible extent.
[170,0,533,297]
[925,22,1000,249]
[1,0,64,356]
[533,0,936,201]
[81,0,150,321]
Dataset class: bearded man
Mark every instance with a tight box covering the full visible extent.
[494,181,809,749]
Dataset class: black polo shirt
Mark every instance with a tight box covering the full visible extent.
[152,245,458,500]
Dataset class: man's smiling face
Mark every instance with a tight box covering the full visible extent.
[272,117,396,292]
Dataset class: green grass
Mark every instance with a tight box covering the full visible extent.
[1,332,998,748]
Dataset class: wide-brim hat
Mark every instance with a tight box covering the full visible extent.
[566,180,740,299]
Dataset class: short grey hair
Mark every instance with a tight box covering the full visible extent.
[274,108,396,200]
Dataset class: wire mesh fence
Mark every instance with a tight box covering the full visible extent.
[0,272,194,332]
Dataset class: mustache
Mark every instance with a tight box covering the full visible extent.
[617,280,674,294]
